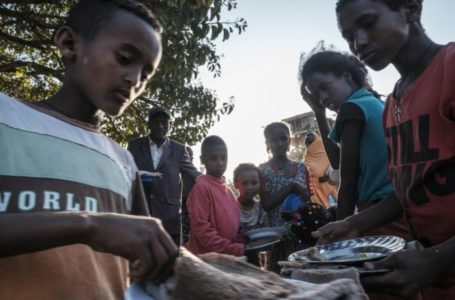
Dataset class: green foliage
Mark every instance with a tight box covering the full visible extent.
[0,0,247,146]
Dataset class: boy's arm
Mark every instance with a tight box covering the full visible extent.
[362,237,455,298]
[0,212,178,281]
[188,184,244,256]
[336,119,364,220]
[313,192,403,244]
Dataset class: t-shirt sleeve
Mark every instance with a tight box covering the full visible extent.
[329,102,366,142]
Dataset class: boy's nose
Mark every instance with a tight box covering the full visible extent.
[353,29,369,52]
[124,67,142,88]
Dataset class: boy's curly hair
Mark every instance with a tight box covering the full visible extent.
[66,0,161,41]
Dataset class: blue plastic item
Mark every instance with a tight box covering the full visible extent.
[140,175,155,187]
[282,193,302,212]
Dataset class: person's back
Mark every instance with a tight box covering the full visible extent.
[303,133,338,208]
[0,1,177,298]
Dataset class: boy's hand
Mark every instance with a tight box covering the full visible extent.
[311,219,359,245]
[361,249,437,298]
[86,214,178,282]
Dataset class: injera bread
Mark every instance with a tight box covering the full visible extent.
[171,249,298,300]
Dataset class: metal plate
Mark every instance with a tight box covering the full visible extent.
[243,227,287,252]
[288,235,406,265]
[243,227,287,240]
[357,267,391,276]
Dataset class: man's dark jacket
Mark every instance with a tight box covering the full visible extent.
[127,136,200,235]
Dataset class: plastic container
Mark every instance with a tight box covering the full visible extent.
[282,193,302,212]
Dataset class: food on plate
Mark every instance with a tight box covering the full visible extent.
[306,247,327,261]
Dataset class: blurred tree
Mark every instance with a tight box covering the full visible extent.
[0,0,247,145]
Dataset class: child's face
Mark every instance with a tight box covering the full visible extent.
[201,145,228,178]
[337,0,410,71]
[306,72,353,112]
[68,10,162,116]
[266,127,290,158]
[234,170,260,201]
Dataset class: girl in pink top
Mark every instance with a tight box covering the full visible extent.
[187,135,244,256]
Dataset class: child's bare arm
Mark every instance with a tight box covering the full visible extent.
[259,183,295,211]
[0,212,178,281]
[337,119,364,220]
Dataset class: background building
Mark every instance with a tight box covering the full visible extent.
[283,112,334,161]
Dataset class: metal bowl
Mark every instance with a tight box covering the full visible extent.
[288,235,406,265]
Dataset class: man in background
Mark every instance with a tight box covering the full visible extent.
[128,106,201,245]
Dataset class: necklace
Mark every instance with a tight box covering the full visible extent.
[392,43,435,123]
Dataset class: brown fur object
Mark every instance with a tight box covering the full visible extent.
[171,249,298,300]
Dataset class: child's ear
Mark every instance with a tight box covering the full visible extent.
[404,0,422,24]
[54,26,79,63]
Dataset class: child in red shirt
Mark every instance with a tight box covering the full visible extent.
[187,136,244,256]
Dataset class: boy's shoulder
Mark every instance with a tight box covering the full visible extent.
[194,174,214,186]
[440,42,455,63]
[0,93,137,177]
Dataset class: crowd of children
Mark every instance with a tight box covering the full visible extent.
[1,0,453,299]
